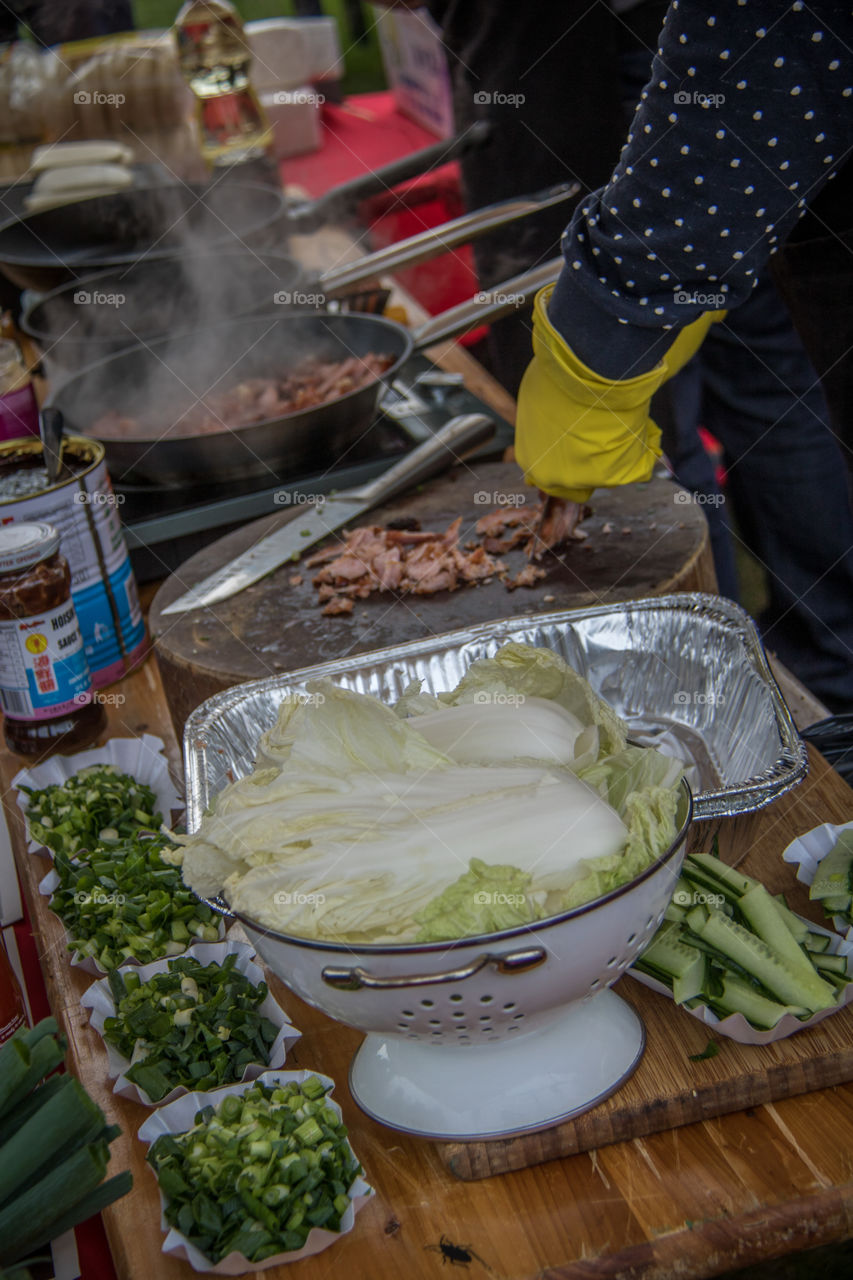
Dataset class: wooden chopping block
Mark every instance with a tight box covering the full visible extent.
[151,463,716,738]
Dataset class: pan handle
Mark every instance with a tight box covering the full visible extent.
[410,257,563,352]
[315,182,580,297]
[321,946,547,991]
[346,412,495,506]
[287,121,492,231]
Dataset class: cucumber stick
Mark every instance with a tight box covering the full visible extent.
[631,851,850,1030]
[712,974,808,1030]
[697,911,835,1013]
[738,884,829,987]
[804,834,850,916]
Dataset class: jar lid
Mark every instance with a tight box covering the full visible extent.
[0,521,60,572]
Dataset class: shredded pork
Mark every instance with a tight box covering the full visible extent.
[91,353,396,440]
[306,498,588,614]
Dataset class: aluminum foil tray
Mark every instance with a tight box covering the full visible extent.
[184,593,807,826]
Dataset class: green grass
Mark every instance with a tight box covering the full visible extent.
[132,0,387,95]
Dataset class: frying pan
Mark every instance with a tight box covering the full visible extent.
[0,182,287,292]
[21,182,579,372]
[47,258,561,487]
[0,125,493,294]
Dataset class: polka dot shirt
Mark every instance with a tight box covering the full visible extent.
[548,0,853,379]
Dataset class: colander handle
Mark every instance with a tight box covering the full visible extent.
[321,947,546,992]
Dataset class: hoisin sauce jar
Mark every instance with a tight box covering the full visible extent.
[0,522,106,758]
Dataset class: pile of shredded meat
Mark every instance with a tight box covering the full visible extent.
[91,353,395,440]
[306,498,587,615]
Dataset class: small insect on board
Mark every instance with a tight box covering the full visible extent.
[424,1235,493,1270]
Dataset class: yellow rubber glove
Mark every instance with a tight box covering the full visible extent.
[515,284,726,502]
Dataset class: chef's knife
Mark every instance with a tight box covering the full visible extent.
[160,412,495,614]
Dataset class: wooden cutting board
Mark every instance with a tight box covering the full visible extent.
[440,758,853,1179]
[151,463,715,736]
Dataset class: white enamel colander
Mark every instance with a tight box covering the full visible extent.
[198,782,691,1141]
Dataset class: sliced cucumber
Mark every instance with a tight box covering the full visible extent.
[813,952,850,976]
[739,884,819,984]
[710,973,809,1030]
[685,852,754,898]
[698,911,836,1013]
[674,950,708,1005]
[810,835,853,905]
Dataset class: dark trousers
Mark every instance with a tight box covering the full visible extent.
[665,272,853,712]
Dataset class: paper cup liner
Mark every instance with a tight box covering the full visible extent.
[782,820,853,940]
[14,734,184,859]
[39,862,225,976]
[81,940,301,1106]
[137,1069,373,1273]
[630,908,853,1045]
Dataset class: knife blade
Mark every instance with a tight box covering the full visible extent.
[160,412,495,614]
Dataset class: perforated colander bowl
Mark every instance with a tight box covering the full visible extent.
[199,780,691,1141]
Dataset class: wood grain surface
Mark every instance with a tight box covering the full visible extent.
[4,656,853,1280]
[151,464,716,737]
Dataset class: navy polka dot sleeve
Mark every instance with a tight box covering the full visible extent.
[547,0,853,379]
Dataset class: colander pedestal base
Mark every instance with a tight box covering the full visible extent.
[348,989,645,1141]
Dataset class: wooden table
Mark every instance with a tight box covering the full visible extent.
[4,651,853,1280]
[10,254,851,1277]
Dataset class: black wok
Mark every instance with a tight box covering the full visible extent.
[0,125,493,294]
[47,258,561,488]
[0,182,287,292]
[22,181,580,374]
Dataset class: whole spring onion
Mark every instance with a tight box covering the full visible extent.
[104,955,279,1102]
[50,833,220,971]
[0,1020,132,1267]
[20,765,162,857]
[147,1078,363,1263]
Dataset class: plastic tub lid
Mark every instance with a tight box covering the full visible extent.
[0,521,60,572]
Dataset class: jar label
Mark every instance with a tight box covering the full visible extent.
[0,455,146,686]
[0,599,93,720]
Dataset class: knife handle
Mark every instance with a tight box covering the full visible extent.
[346,413,495,507]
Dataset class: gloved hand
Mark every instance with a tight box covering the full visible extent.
[515,285,725,502]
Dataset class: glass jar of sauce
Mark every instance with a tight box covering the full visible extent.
[0,522,106,758]
[0,339,39,443]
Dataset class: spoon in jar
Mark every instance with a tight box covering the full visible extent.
[39,406,64,485]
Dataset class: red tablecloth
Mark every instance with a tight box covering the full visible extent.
[281,92,481,320]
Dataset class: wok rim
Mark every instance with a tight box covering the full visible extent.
[197,777,693,957]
